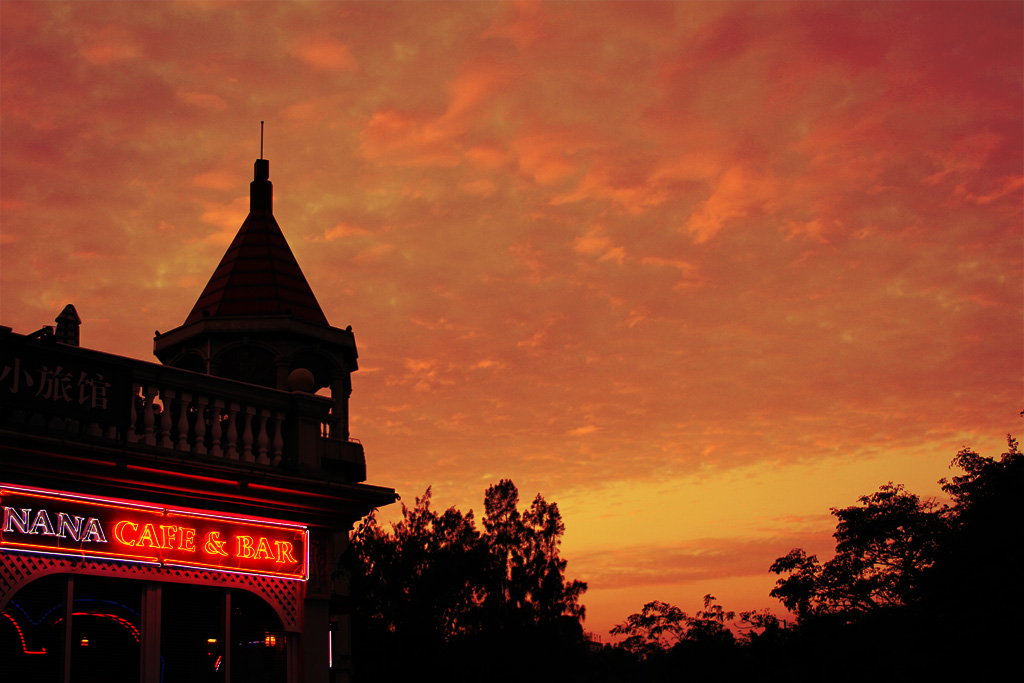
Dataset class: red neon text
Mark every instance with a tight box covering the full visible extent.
[1,486,307,580]
[112,521,196,552]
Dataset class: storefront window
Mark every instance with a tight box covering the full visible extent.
[70,575,141,683]
[0,573,66,683]
[162,583,225,683]
[2,576,285,683]
[230,589,286,683]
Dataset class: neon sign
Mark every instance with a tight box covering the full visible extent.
[0,486,307,580]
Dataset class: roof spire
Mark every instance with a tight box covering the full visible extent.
[179,153,328,327]
[252,123,271,211]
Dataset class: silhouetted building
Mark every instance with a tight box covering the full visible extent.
[0,156,396,682]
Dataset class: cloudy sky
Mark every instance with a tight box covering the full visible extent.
[2,1,1021,637]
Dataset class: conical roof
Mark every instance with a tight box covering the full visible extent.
[184,159,329,326]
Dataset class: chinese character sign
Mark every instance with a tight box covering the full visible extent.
[0,336,129,428]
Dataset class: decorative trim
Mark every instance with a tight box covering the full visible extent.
[0,551,302,630]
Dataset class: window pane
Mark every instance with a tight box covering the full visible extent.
[70,575,141,683]
[230,589,286,683]
[161,584,224,683]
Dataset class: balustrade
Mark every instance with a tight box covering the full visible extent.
[126,384,288,466]
[1,329,362,479]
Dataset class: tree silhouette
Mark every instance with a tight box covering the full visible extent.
[769,434,1022,630]
[769,483,946,620]
[348,487,482,651]
[924,434,1024,665]
[344,480,587,681]
[686,594,736,645]
[765,430,1023,679]
[481,479,587,630]
[609,594,735,656]
[609,600,688,656]
[343,430,1022,681]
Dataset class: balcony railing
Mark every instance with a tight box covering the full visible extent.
[0,327,366,481]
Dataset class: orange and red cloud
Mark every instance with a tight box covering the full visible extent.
[2,1,1020,636]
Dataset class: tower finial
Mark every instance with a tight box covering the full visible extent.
[260,121,265,159]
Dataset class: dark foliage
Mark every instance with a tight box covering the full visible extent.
[342,431,1021,682]
[923,435,1024,664]
[609,595,736,657]
[769,483,947,619]
[765,432,1023,678]
[607,429,1022,681]
[343,480,589,682]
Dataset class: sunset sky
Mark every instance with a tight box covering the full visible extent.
[1,1,1021,638]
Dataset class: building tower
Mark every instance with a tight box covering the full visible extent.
[154,156,364,478]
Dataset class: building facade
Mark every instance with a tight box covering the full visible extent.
[0,157,396,682]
